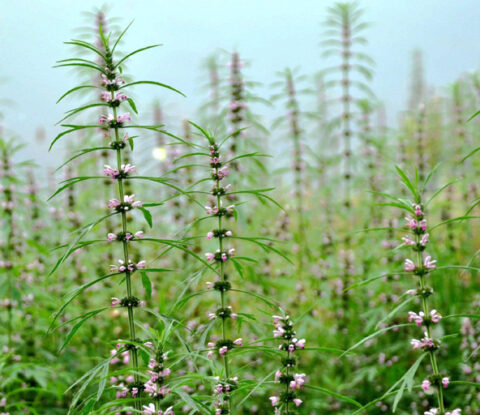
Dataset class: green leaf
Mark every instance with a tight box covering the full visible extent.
[139,207,153,228]
[127,97,138,114]
[340,323,413,357]
[59,308,109,352]
[392,353,427,411]
[304,385,362,408]
[467,109,480,122]
[121,80,186,97]
[115,44,162,68]
[57,85,98,103]
[112,20,134,52]
[141,271,152,299]
[395,165,417,200]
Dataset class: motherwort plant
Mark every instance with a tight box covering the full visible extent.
[347,168,467,414]
[175,123,285,414]
[321,1,375,331]
[50,22,185,412]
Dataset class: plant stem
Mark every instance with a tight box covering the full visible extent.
[415,235,444,413]
[112,104,140,410]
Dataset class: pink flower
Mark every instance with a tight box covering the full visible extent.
[442,377,450,388]
[405,216,417,230]
[269,396,280,406]
[293,398,303,407]
[422,379,431,391]
[107,233,117,242]
[205,253,215,262]
[219,346,228,356]
[124,194,142,207]
[424,256,436,270]
[402,236,416,246]
[108,198,121,209]
[225,230,233,237]
[233,338,243,346]
[117,112,131,123]
[419,219,427,230]
[206,281,214,289]
[101,91,111,101]
[136,260,146,269]
[116,93,128,101]
[290,373,306,390]
[430,309,442,323]
[99,114,114,124]
[206,232,214,240]
[134,231,144,239]
[111,297,121,306]
[295,338,306,349]
[122,163,136,174]
[420,233,429,246]
[272,315,284,324]
[408,311,424,326]
[142,403,156,414]
[274,370,282,382]
[414,204,423,216]
[404,259,415,272]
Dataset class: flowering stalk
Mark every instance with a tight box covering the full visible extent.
[203,133,240,415]
[401,186,460,415]
[269,314,306,414]
[322,3,374,333]
[52,20,185,411]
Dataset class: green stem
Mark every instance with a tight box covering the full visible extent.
[112,103,140,410]
[216,182,232,414]
[415,234,445,413]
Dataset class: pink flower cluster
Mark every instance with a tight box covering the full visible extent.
[99,112,131,125]
[104,163,136,179]
[212,376,239,414]
[408,309,442,326]
[110,259,146,273]
[421,377,450,392]
[101,74,126,89]
[107,230,143,242]
[207,338,243,358]
[101,91,127,103]
[205,248,235,263]
[144,355,172,401]
[108,194,142,211]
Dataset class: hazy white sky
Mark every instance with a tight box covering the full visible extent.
[1,0,479,164]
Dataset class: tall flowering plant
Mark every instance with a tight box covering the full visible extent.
[345,167,473,414]
[173,123,291,414]
[49,21,185,413]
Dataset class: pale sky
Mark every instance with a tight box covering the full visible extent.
[1,0,479,164]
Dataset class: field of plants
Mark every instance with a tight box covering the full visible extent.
[1,3,480,414]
